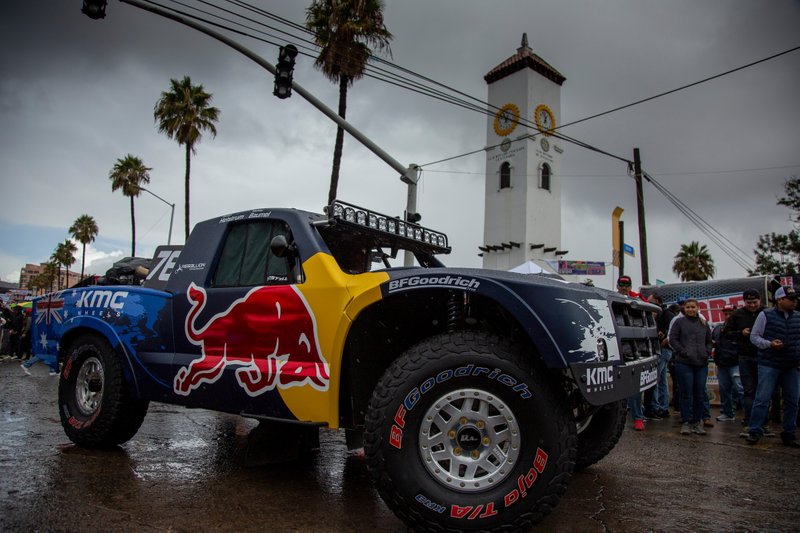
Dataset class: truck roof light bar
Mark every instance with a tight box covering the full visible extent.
[328,200,450,254]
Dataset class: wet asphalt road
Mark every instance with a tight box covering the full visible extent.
[1,358,799,532]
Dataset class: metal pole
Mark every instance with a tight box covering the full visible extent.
[140,187,175,245]
[118,0,418,198]
[167,203,175,245]
[404,164,420,266]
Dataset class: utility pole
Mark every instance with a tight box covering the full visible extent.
[633,148,650,285]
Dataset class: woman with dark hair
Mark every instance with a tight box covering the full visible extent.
[669,298,712,435]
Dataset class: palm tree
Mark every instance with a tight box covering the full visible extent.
[59,240,78,288]
[672,241,716,281]
[49,250,63,290]
[153,76,220,240]
[109,155,151,256]
[51,240,77,289]
[41,262,57,293]
[306,0,392,205]
[69,214,99,279]
[26,274,43,296]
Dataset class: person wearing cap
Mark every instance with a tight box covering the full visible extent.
[669,298,713,435]
[617,276,646,430]
[712,305,743,422]
[723,288,764,429]
[745,286,800,447]
[616,275,647,301]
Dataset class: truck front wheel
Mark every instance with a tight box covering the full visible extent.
[575,399,626,471]
[364,332,576,532]
[58,335,149,449]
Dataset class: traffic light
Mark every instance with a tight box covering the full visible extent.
[273,45,298,99]
[81,0,107,19]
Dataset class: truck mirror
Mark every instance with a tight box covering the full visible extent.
[270,235,292,258]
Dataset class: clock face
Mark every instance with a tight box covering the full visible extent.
[534,104,556,136]
[493,103,520,136]
[540,137,550,152]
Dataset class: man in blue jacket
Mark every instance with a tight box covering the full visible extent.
[746,286,800,447]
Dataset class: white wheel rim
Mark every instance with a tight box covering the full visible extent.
[75,356,104,416]
[418,388,522,493]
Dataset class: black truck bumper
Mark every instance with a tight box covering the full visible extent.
[570,356,660,406]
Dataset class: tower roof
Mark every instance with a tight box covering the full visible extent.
[484,33,566,86]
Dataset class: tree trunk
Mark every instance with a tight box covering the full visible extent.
[80,244,86,279]
[185,143,192,241]
[131,195,136,257]
[327,76,349,206]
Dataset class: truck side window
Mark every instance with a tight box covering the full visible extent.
[213,221,291,287]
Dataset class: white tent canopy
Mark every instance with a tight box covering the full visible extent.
[508,260,545,274]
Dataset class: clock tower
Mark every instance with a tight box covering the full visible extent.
[481,34,566,270]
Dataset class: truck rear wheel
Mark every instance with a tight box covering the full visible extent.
[58,335,149,449]
[575,399,626,471]
[364,332,576,532]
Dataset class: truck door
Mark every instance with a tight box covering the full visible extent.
[171,219,312,414]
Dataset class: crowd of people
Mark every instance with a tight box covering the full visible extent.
[0,300,57,375]
[619,276,800,448]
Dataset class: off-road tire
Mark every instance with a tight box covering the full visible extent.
[364,332,576,532]
[574,399,626,471]
[58,334,149,449]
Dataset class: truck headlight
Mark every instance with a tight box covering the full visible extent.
[597,338,608,362]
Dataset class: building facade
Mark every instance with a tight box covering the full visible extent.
[481,34,567,270]
[19,263,79,293]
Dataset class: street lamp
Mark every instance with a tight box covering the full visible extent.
[140,187,175,245]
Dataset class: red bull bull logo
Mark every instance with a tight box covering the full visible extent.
[174,282,330,396]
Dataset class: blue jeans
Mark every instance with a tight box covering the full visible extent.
[717,364,743,418]
[675,362,708,424]
[749,366,799,438]
[739,356,758,425]
[732,366,743,408]
[21,355,58,373]
[650,348,672,412]
[628,393,643,421]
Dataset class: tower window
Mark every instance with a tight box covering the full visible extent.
[540,163,551,191]
[499,162,511,189]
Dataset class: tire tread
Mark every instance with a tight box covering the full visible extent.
[364,332,576,532]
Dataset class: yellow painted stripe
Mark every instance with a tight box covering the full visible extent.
[277,253,388,426]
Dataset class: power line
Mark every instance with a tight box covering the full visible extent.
[422,163,800,178]
[556,44,800,132]
[643,171,755,272]
[135,0,769,273]
[148,0,634,168]
[420,44,800,168]
[638,164,800,177]
[152,0,496,118]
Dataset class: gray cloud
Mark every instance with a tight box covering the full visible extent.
[1,0,798,288]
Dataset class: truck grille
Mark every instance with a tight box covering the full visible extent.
[611,301,659,362]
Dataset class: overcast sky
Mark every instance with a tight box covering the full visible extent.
[1,0,799,290]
